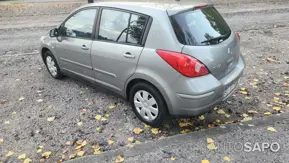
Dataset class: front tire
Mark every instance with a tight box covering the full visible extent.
[129,82,167,127]
[44,50,63,79]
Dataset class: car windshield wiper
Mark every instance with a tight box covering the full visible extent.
[201,34,229,44]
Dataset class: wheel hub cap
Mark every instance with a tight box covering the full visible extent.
[134,90,159,121]
[46,56,57,76]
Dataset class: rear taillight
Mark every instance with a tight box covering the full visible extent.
[236,32,240,40]
[156,50,209,77]
[194,4,208,9]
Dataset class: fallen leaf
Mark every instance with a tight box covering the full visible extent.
[37,149,42,153]
[274,97,280,101]
[108,104,116,109]
[248,110,258,114]
[47,117,55,122]
[37,99,43,102]
[207,138,214,144]
[241,116,252,122]
[133,128,144,134]
[265,57,277,62]
[127,137,134,142]
[4,121,10,125]
[179,121,192,127]
[180,129,190,134]
[115,155,124,163]
[264,112,272,116]
[135,140,141,144]
[225,114,231,118]
[105,114,110,118]
[267,127,277,132]
[199,115,205,120]
[18,97,25,101]
[242,113,249,117]
[77,151,85,157]
[42,151,51,159]
[12,111,16,115]
[273,106,281,111]
[100,117,107,121]
[96,127,101,133]
[202,160,210,163]
[151,128,159,134]
[224,156,231,162]
[217,109,226,114]
[77,121,83,126]
[6,151,14,157]
[95,115,102,120]
[69,153,77,159]
[107,140,114,145]
[283,82,289,87]
[23,158,32,163]
[170,156,176,161]
[18,153,26,159]
[144,124,150,128]
[248,124,255,127]
[0,99,8,104]
[239,91,248,95]
[126,143,134,147]
[240,88,246,91]
[0,138,3,144]
[244,96,251,100]
[207,143,217,150]
[216,119,221,123]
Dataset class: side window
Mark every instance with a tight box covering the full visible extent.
[61,9,97,39]
[98,9,148,45]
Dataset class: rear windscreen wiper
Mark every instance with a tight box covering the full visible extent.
[201,34,229,44]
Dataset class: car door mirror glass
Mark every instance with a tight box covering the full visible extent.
[49,28,59,37]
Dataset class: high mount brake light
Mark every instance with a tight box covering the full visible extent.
[156,50,209,77]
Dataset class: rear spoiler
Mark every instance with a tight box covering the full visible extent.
[167,3,214,16]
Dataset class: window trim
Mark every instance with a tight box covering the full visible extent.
[94,7,152,47]
[59,7,99,40]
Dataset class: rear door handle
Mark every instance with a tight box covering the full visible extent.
[81,45,89,50]
[123,52,135,59]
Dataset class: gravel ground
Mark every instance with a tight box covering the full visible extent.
[0,0,289,162]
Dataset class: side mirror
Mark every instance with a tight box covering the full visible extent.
[49,28,59,37]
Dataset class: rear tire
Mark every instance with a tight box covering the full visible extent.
[129,82,167,127]
[43,50,63,79]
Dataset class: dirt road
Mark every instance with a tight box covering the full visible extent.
[0,0,289,162]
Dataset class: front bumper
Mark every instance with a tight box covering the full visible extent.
[167,56,245,116]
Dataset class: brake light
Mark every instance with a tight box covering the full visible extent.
[236,32,240,40]
[156,50,209,77]
[194,4,208,9]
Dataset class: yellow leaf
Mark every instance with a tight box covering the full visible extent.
[244,96,251,100]
[224,156,231,162]
[95,114,102,120]
[180,129,190,134]
[240,88,246,91]
[225,114,231,118]
[0,138,3,144]
[75,141,87,149]
[216,119,221,123]
[267,127,277,132]
[42,151,51,159]
[107,140,114,145]
[115,155,125,163]
[201,160,210,163]
[199,115,205,120]
[77,151,85,157]
[4,121,10,125]
[6,151,14,157]
[105,114,110,118]
[96,127,101,132]
[207,138,214,144]
[242,113,249,117]
[133,128,144,134]
[12,111,16,115]
[108,104,116,109]
[126,143,134,147]
[135,140,141,144]
[207,143,217,150]
[283,82,288,87]
[264,112,272,116]
[170,156,176,161]
[253,79,259,82]
[274,97,279,101]
[127,137,134,142]
[241,116,252,122]
[217,109,226,114]
[151,128,159,134]
[94,150,101,155]
[248,110,258,114]
[69,153,77,159]
[101,117,107,121]
[273,106,281,111]
[179,121,192,127]
[18,97,25,101]
[77,121,83,126]
[47,117,55,122]
[239,91,248,95]
[37,149,42,153]
[18,153,26,159]
[144,124,150,128]
[23,158,32,163]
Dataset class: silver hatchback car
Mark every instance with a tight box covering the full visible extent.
[40,2,245,126]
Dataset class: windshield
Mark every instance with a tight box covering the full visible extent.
[170,7,231,46]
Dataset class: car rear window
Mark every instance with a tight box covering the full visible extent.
[170,7,231,46]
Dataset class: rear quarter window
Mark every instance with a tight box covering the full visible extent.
[170,7,231,46]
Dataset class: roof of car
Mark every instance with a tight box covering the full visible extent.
[82,1,208,15]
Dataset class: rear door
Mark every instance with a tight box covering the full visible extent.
[170,6,240,80]
[91,8,149,91]
[56,8,98,79]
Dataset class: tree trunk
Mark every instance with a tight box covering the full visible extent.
[88,0,94,3]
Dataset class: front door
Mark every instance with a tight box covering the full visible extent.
[91,8,149,92]
[56,8,98,79]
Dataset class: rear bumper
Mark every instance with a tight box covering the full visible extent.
[167,55,245,116]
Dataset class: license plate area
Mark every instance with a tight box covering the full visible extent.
[223,80,238,98]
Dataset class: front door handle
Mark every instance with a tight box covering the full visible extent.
[123,52,135,59]
[81,45,89,50]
